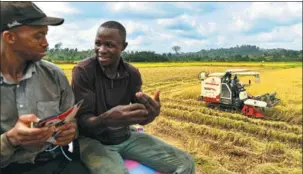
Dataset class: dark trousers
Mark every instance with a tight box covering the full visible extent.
[1,140,89,174]
[1,156,89,174]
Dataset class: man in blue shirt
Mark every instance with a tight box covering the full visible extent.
[0,2,88,173]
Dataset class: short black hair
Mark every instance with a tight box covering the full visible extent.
[100,21,126,42]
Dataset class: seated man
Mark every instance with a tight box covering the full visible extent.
[0,2,88,174]
[72,21,195,174]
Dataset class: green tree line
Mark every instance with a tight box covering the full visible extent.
[44,43,302,63]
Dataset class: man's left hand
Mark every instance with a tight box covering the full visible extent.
[54,122,77,146]
[136,90,161,125]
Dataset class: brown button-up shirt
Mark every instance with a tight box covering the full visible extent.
[72,57,142,144]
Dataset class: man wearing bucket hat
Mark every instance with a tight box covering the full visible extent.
[0,2,88,174]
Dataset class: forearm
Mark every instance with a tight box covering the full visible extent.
[78,114,108,134]
[0,133,18,167]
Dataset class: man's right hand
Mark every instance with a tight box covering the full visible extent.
[6,114,55,147]
[101,103,149,127]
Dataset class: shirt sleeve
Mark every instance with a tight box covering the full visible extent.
[134,68,143,92]
[71,66,99,134]
[0,133,18,167]
[56,67,79,138]
[130,67,143,103]
[57,68,75,112]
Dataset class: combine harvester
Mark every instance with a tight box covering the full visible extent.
[198,69,280,118]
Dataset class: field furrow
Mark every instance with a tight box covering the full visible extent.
[161,107,302,146]
[146,116,302,173]
[161,102,302,134]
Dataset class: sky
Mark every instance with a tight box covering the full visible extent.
[35,1,302,53]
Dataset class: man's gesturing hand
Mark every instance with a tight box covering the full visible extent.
[101,103,149,127]
[6,114,55,147]
[136,90,161,125]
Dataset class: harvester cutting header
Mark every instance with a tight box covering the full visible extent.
[198,69,280,118]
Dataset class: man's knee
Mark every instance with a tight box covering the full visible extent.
[187,153,195,169]
[180,151,195,172]
[78,137,105,168]
[78,136,106,158]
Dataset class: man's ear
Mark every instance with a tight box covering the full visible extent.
[122,42,128,51]
[2,31,16,44]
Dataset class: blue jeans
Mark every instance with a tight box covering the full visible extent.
[78,132,195,174]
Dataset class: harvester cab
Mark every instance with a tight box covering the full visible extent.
[198,69,279,118]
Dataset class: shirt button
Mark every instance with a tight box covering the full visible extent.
[19,105,24,108]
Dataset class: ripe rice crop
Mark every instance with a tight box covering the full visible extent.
[58,62,302,174]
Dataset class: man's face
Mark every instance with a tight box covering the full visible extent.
[94,27,126,67]
[10,25,49,62]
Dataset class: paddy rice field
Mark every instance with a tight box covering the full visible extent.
[58,62,302,174]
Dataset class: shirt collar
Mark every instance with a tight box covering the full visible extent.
[97,57,129,80]
[0,62,36,85]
